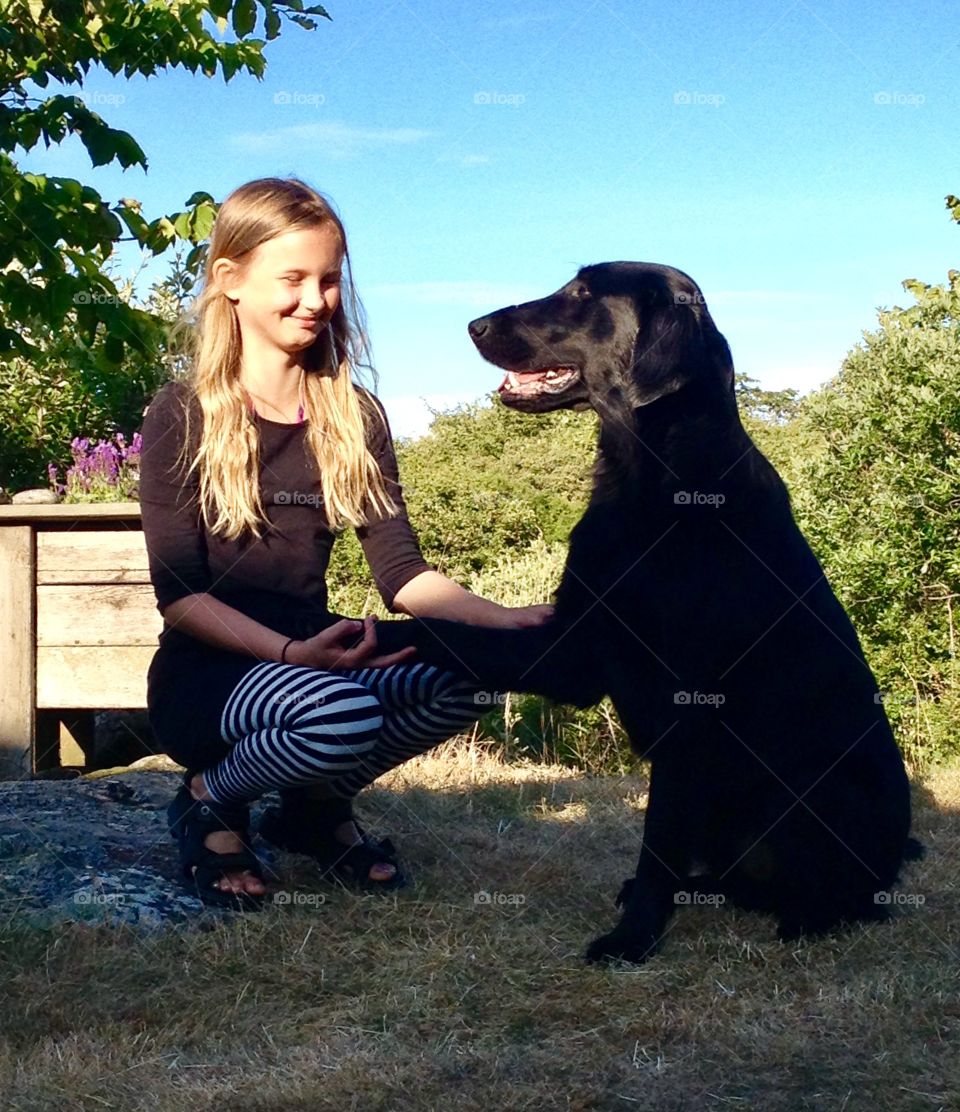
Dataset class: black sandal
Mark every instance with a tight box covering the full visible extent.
[258,789,407,892]
[167,772,268,911]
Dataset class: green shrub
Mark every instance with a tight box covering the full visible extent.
[769,271,960,766]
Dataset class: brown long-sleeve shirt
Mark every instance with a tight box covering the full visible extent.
[138,380,432,641]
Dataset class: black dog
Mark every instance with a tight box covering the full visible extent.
[375,262,920,964]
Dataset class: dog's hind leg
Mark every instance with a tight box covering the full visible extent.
[765,775,912,942]
[585,758,690,964]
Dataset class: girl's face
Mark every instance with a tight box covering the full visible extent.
[216,224,344,358]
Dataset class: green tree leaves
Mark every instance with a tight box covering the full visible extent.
[0,1,329,362]
[779,266,960,765]
[233,0,259,36]
[0,0,329,491]
[326,399,597,612]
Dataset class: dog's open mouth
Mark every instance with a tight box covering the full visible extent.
[497,366,580,400]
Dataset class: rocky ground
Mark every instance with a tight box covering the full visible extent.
[0,757,283,929]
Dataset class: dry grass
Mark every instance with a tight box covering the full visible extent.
[1,743,958,1112]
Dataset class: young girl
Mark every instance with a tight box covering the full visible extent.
[140,177,552,909]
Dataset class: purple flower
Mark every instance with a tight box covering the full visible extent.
[50,428,142,499]
[47,462,65,496]
[91,441,120,478]
[70,437,90,465]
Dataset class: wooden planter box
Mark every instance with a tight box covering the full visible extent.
[0,502,161,778]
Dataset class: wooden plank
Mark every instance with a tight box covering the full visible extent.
[37,530,150,584]
[37,584,162,647]
[0,525,35,778]
[0,502,141,524]
[37,647,155,709]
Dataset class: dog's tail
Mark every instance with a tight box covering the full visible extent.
[903,836,925,861]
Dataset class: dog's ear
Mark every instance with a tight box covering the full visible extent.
[629,293,733,406]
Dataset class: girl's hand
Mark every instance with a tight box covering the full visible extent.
[286,616,417,671]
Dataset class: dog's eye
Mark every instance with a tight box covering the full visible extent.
[568,284,591,301]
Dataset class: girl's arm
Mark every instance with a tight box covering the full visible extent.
[392,569,553,628]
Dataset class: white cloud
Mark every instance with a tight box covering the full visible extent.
[365,280,541,308]
[226,121,432,158]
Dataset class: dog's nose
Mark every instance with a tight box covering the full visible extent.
[468,316,490,340]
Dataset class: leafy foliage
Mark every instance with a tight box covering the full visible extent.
[328,398,597,611]
[3,250,192,492]
[0,0,328,491]
[398,399,597,574]
[735,373,800,426]
[785,269,960,765]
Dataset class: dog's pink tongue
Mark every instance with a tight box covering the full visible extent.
[499,370,548,393]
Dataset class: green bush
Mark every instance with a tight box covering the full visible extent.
[395,398,596,577]
[769,271,960,766]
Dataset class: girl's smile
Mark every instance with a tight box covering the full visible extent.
[215,224,344,363]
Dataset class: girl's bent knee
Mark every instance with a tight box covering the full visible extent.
[290,681,384,742]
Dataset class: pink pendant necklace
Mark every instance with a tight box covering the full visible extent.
[295,366,306,423]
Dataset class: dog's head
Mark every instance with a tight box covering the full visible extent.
[467,262,733,415]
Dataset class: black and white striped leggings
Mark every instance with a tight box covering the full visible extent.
[201,660,490,805]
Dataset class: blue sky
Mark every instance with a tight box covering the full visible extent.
[19,0,959,437]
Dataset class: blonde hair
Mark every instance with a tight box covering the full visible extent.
[167,176,398,539]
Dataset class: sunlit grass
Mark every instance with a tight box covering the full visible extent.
[1,743,955,1111]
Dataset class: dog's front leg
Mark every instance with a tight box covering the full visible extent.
[372,617,604,707]
[585,758,688,964]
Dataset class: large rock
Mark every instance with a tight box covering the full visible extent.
[0,767,282,929]
[11,488,59,504]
